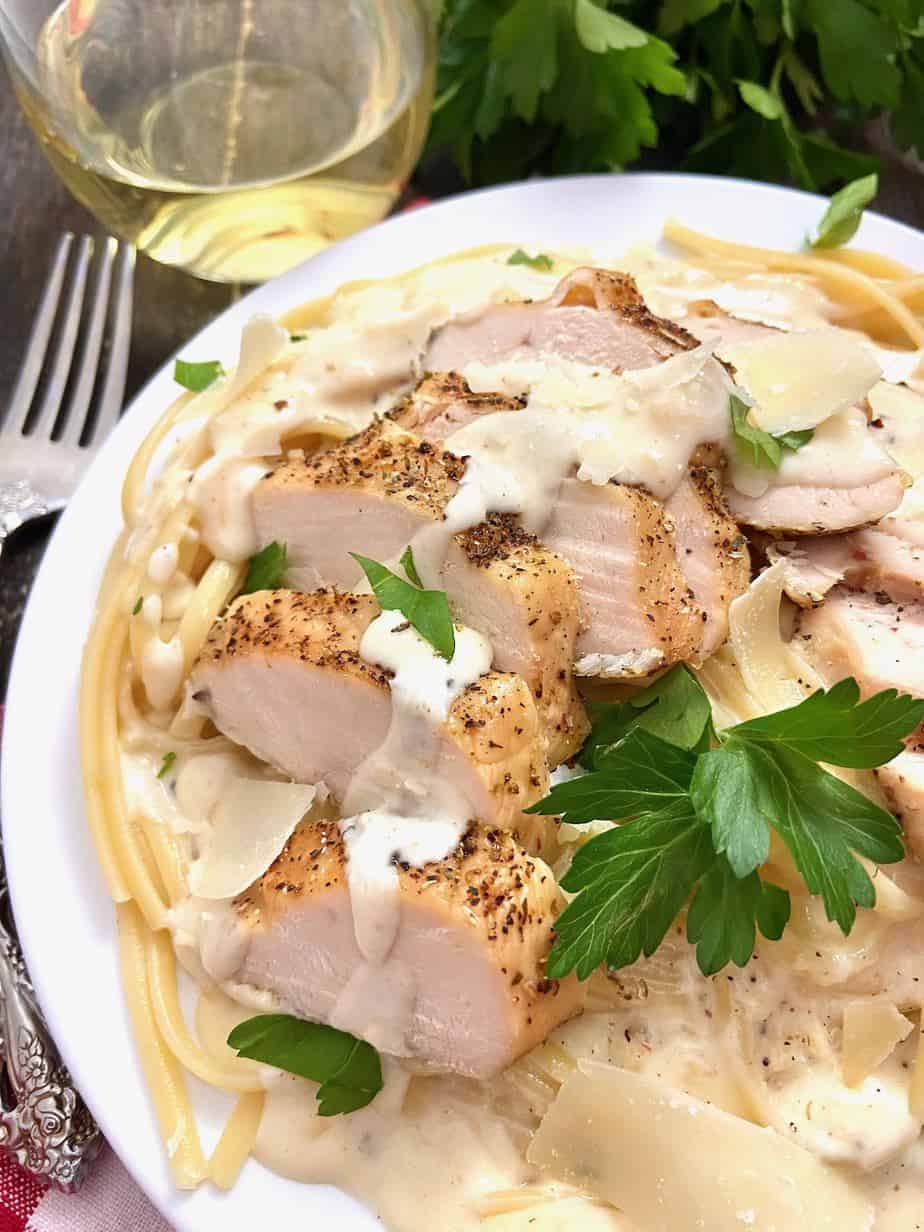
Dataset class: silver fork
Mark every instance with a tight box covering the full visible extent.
[0,232,134,559]
[0,233,135,1190]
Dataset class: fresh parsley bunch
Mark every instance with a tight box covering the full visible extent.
[530,667,924,979]
[428,0,924,190]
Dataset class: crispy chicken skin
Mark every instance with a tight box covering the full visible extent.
[233,819,582,1078]
[190,589,550,847]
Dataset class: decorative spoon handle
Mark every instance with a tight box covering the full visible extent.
[0,855,100,1191]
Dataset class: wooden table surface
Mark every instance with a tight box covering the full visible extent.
[0,63,922,696]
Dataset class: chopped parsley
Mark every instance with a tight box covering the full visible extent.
[507,249,554,271]
[811,173,878,249]
[242,541,288,594]
[132,596,143,616]
[156,752,176,779]
[173,359,225,393]
[729,394,814,470]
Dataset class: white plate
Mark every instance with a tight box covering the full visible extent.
[3,173,924,1230]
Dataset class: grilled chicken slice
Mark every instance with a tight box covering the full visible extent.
[255,427,587,761]
[255,419,736,682]
[726,473,906,536]
[232,820,582,1078]
[425,267,697,374]
[390,372,526,442]
[447,515,588,764]
[394,377,748,664]
[770,519,924,610]
[254,420,464,591]
[797,590,924,858]
[665,467,750,656]
[543,478,706,676]
[190,589,549,845]
[797,589,924,702]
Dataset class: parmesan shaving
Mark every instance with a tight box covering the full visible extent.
[528,1062,874,1231]
[189,778,322,900]
[841,1000,913,1087]
[723,330,882,434]
[727,560,822,713]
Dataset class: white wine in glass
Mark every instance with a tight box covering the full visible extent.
[2,0,435,282]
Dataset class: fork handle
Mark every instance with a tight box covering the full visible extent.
[0,852,101,1191]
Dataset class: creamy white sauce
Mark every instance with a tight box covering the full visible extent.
[333,611,492,1052]
[146,541,178,585]
[140,634,184,710]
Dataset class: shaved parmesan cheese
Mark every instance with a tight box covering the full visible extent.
[528,1063,874,1232]
[226,315,290,402]
[728,560,822,713]
[724,330,881,435]
[189,778,322,900]
[842,1000,914,1087]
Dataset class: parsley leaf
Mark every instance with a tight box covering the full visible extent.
[157,752,176,779]
[732,678,924,769]
[811,173,879,249]
[687,863,790,975]
[228,1015,382,1116]
[507,249,554,271]
[243,541,288,594]
[289,333,307,342]
[399,545,423,588]
[574,0,647,53]
[530,728,696,823]
[729,394,813,470]
[736,79,783,121]
[352,552,456,661]
[548,801,715,980]
[174,359,225,392]
[805,0,900,109]
[537,677,922,981]
[579,665,712,768]
[132,596,143,616]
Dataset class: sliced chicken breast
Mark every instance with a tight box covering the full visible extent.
[770,481,924,608]
[390,372,526,442]
[797,589,924,702]
[425,267,697,373]
[447,514,589,764]
[255,420,735,682]
[190,589,549,844]
[232,820,582,1078]
[256,427,587,761]
[726,474,907,537]
[543,478,705,676]
[254,420,464,590]
[665,467,750,655]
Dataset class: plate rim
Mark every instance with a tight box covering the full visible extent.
[4,170,924,1228]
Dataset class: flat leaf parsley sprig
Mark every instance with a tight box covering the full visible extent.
[529,669,924,979]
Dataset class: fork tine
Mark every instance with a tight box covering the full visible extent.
[59,238,116,447]
[86,241,135,446]
[2,234,74,437]
[28,235,93,440]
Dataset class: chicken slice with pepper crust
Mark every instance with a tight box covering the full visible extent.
[228,819,582,1078]
[190,589,550,852]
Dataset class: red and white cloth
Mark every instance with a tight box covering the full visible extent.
[0,1148,169,1232]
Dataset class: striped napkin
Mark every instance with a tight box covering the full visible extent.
[0,1142,169,1232]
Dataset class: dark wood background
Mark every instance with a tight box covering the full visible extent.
[0,64,922,697]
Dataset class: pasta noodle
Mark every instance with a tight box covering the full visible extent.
[80,227,924,1222]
